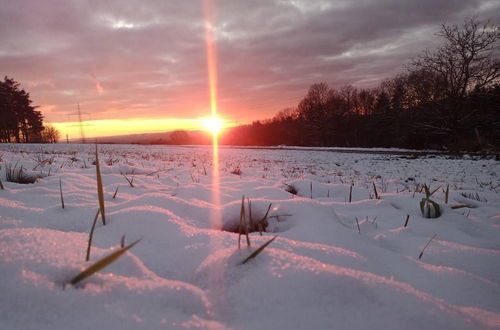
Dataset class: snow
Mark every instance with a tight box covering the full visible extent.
[0,143,499,329]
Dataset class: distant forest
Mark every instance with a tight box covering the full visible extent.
[164,17,500,151]
[218,18,500,151]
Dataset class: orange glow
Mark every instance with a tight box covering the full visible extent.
[51,117,237,139]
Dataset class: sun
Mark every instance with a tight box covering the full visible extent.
[201,116,224,135]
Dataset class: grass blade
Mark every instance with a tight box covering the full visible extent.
[59,177,65,209]
[403,214,410,227]
[113,185,119,199]
[257,203,272,236]
[0,165,4,190]
[445,184,449,204]
[71,238,141,285]
[418,234,437,260]
[85,209,100,261]
[238,196,251,248]
[451,203,475,209]
[349,184,353,203]
[241,235,278,264]
[372,182,379,199]
[95,144,106,225]
[122,174,134,187]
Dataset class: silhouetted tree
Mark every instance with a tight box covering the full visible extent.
[0,76,44,143]
[297,83,332,146]
[411,17,500,100]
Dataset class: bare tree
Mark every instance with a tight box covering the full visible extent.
[411,17,500,99]
[41,125,60,143]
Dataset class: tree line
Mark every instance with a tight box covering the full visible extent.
[221,17,500,151]
[0,77,60,143]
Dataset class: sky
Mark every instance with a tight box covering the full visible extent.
[1,0,499,138]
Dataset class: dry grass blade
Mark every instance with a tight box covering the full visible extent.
[451,203,476,209]
[445,184,449,204]
[418,234,437,260]
[95,144,106,225]
[122,174,134,187]
[112,185,119,199]
[238,196,251,248]
[355,216,361,233]
[247,197,253,229]
[257,203,272,235]
[0,165,4,190]
[59,177,65,209]
[71,238,141,285]
[404,214,410,227]
[349,184,353,203]
[372,182,379,199]
[86,209,100,261]
[241,235,278,265]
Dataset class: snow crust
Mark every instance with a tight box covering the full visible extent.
[0,144,499,329]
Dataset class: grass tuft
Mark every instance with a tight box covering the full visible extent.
[71,238,141,286]
[5,162,37,184]
[420,185,441,218]
[284,183,297,195]
[231,164,242,175]
[241,235,278,265]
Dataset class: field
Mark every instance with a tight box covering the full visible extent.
[0,144,499,329]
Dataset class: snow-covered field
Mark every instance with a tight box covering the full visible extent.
[0,143,499,329]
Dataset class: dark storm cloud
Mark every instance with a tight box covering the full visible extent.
[1,0,499,122]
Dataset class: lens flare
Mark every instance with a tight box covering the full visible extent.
[203,0,226,318]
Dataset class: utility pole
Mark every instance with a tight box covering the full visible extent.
[77,103,86,144]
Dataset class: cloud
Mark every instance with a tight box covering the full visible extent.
[1,0,499,125]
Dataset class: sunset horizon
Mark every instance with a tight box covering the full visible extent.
[3,0,499,139]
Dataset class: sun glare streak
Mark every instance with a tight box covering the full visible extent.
[204,2,218,119]
[203,0,226,318]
